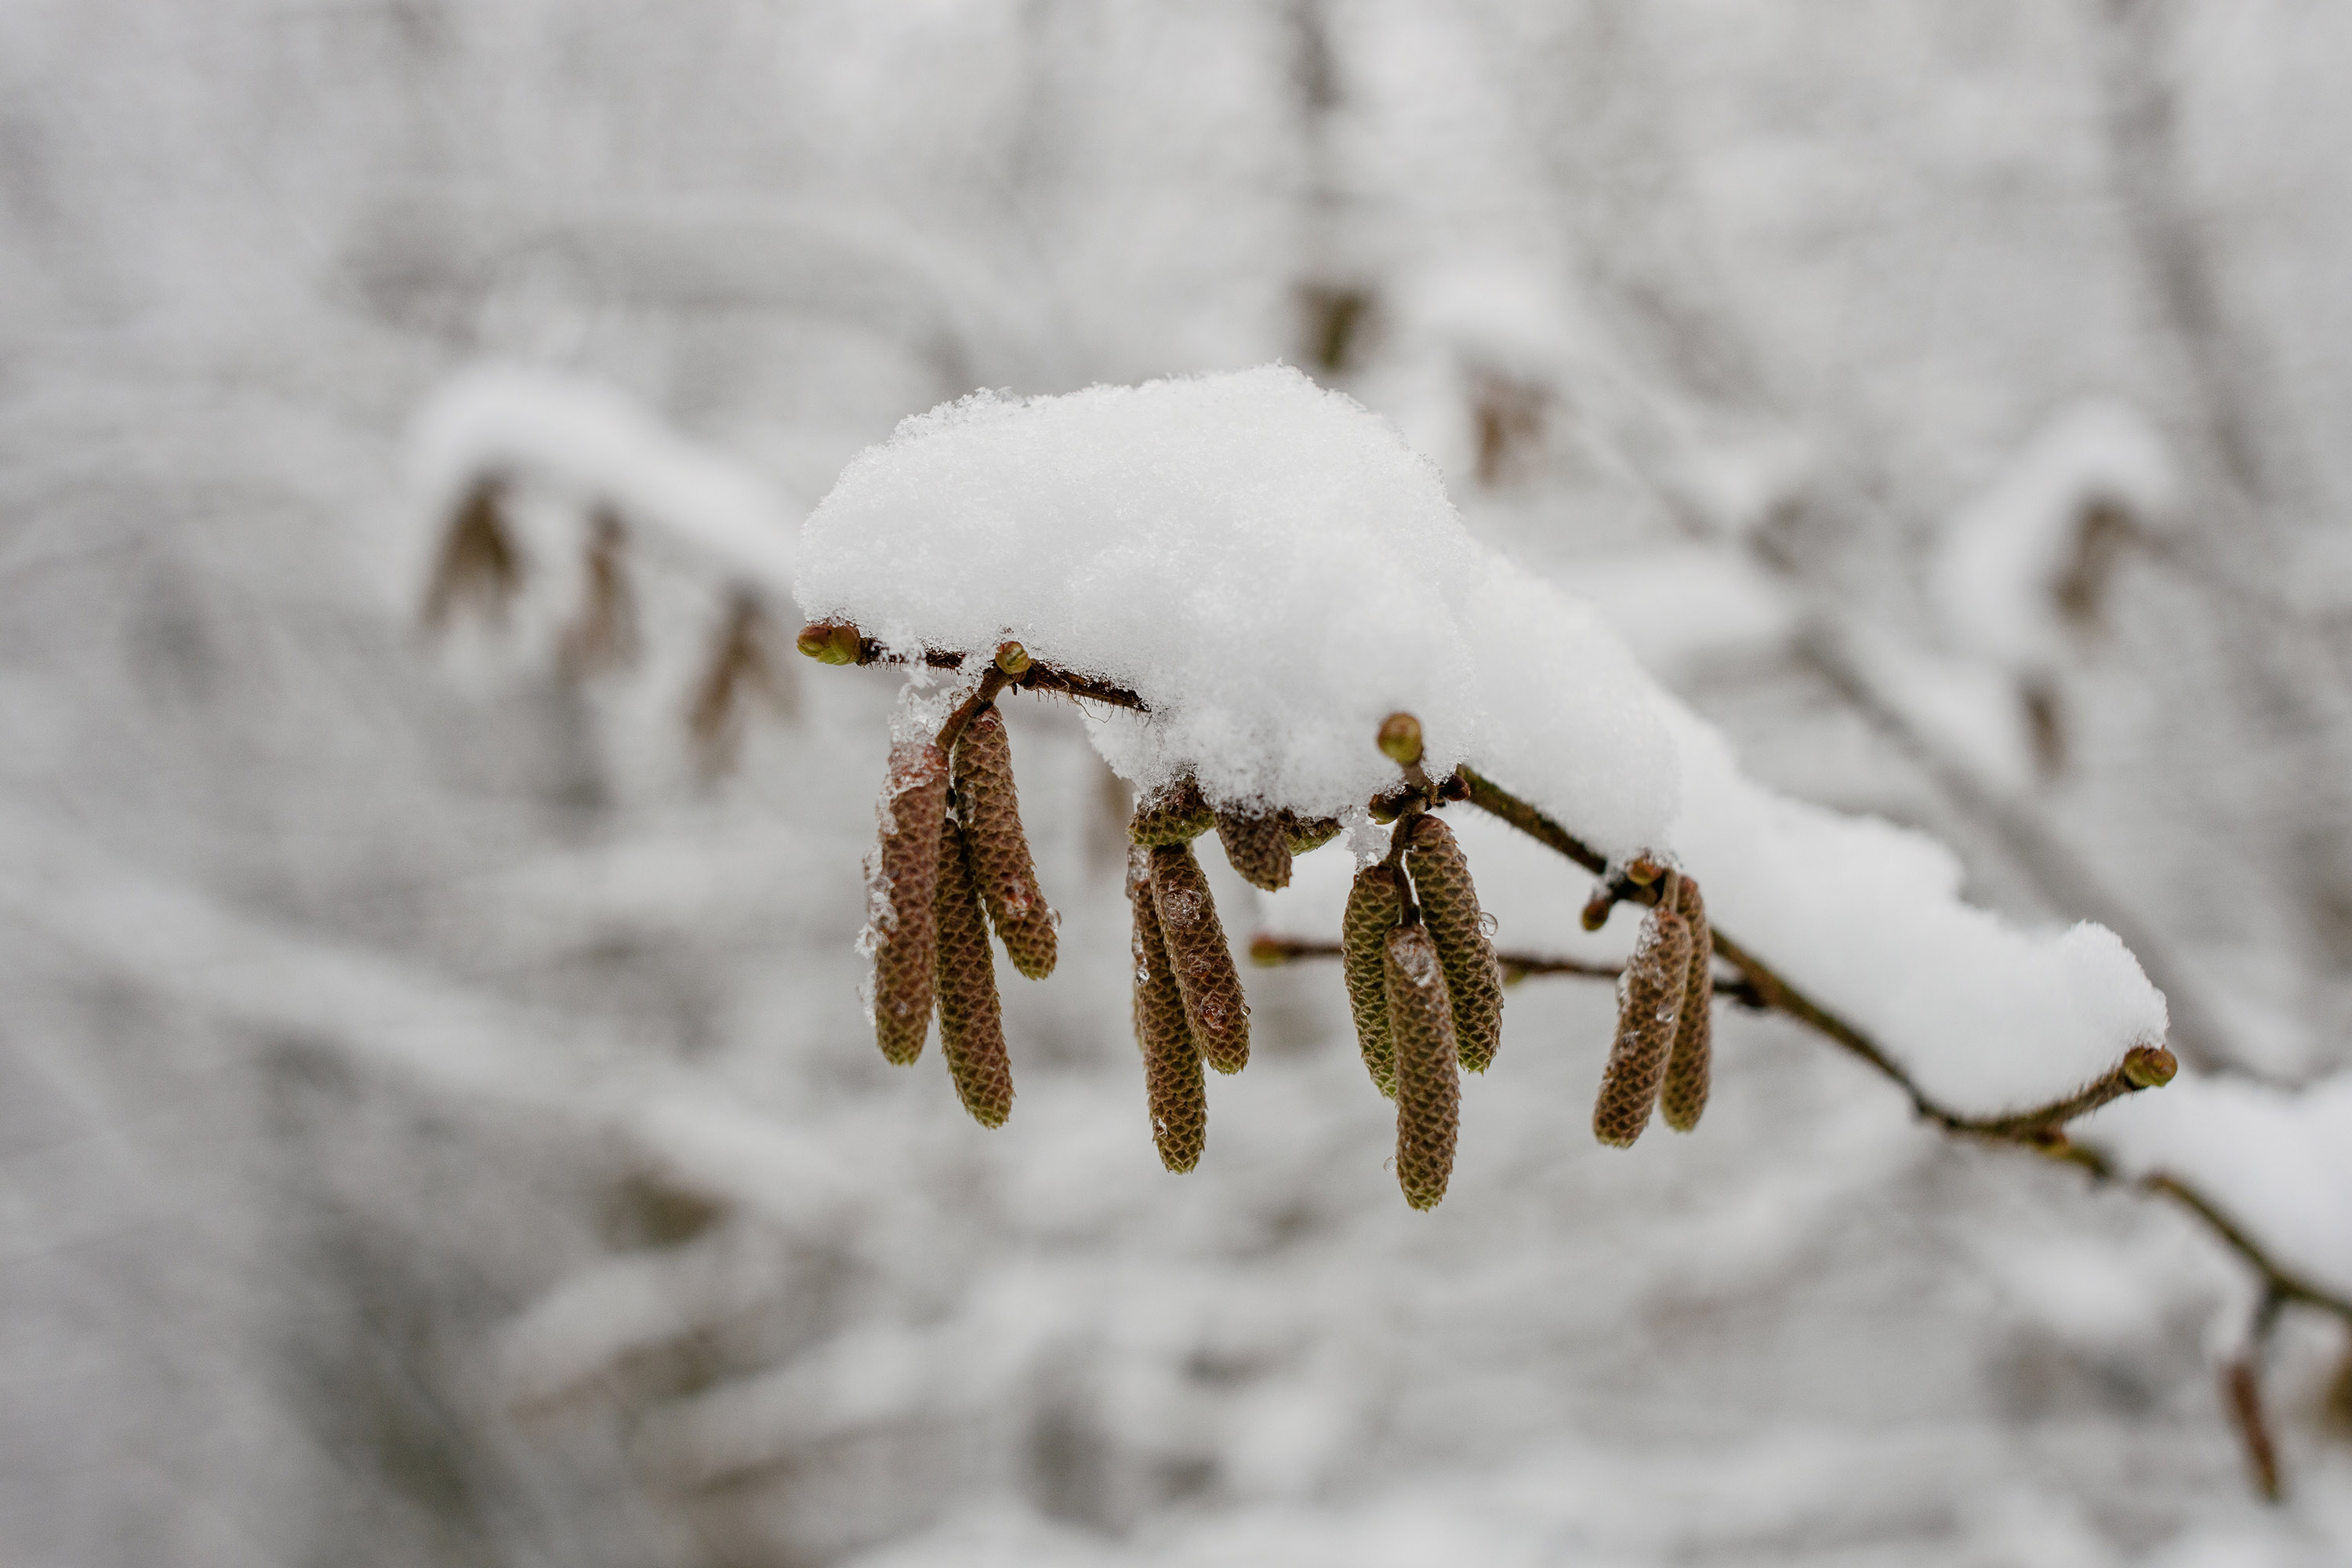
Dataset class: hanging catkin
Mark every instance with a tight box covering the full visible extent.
[933,815,1013,1127]
[558,511,639,677]
[1148,842,1250,1073]
[1592,903,1691,1146]
[866,742,949,1065]
[1403,815,1504,1073]
[1385,924,1461,1210]
[1214,808,1293,891]
[423,477,522,629]
[951,706,1058,979]
[1129,846,1207,1171]
[1660,876,1714,1133]
[1130,776,1215,845]
[1342,865,1407,1098]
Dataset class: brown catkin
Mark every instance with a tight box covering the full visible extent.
[1342,866,1408,1098]
[1385,924,1461,1210]
[1214,808,1292,891]
[1148,843,1251,1074]
[1129,847,1207,1171]
[933,818,1013,1127]
[1283,813,1345,855]
[951,707,1057,979]
[866,742,949,1065]
[1130,776,1214,845]
[1592,906,1692,1147]
[1660,877,1713,1132]
[423,478,522,628]
[1403,815,1504,1073]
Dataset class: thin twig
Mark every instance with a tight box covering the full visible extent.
[1247,932,1767,1006]
[847,631,1149,713]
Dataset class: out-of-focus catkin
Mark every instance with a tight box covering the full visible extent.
[1129,847,1207,1171]
[1385,924,1461,1210]
[558,511,638,677]
[1660,876,1713,1132]
[1148,843,1250,1073]
[866,742,949,1065]
[1403,815,1504,1073]
[1342,866,1407,1098]
[1215,808,1292,891]
[423,478,522,629]
[933,817,1013,1127]
[952,706,1057,978]
[1131,776,1215,845]
[1592,906,1691,1147]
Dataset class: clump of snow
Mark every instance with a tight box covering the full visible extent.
[798,366,2169,1116]
[2076,1070,2352,1301]
[408,361,801,593]
[1661,707,2166,1114]
[798,365,1678,856]
[1932,400,2174,676]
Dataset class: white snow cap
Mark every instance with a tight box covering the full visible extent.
[800,365,2169,1116]
[797,365,1676,855]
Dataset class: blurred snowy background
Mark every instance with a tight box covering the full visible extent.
[8,2,2352,1563]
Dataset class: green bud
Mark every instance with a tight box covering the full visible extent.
[1377,712,1425,767]
[2122,1044,2178,1089]
[797,621,861,665]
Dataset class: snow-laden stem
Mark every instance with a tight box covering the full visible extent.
[1455,763,2352,1338]
[833,630,1149,713]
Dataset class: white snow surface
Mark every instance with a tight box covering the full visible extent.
[798,365,1675,854]
[408,361,802,594]
[2076,1069,2352,1301]
[800,366,2169,1116]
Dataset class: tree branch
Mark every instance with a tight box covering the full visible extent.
[1450,763,2352,1341]
[831,627,1150,713]
[811,640,2352,1475]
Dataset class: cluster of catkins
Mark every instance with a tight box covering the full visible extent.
[857,677,1713,1209]
[862,702,1057,1126]
[1333,808,1506,1209]
[1591,869,1713,1145]
[1123,778,1341,1174]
